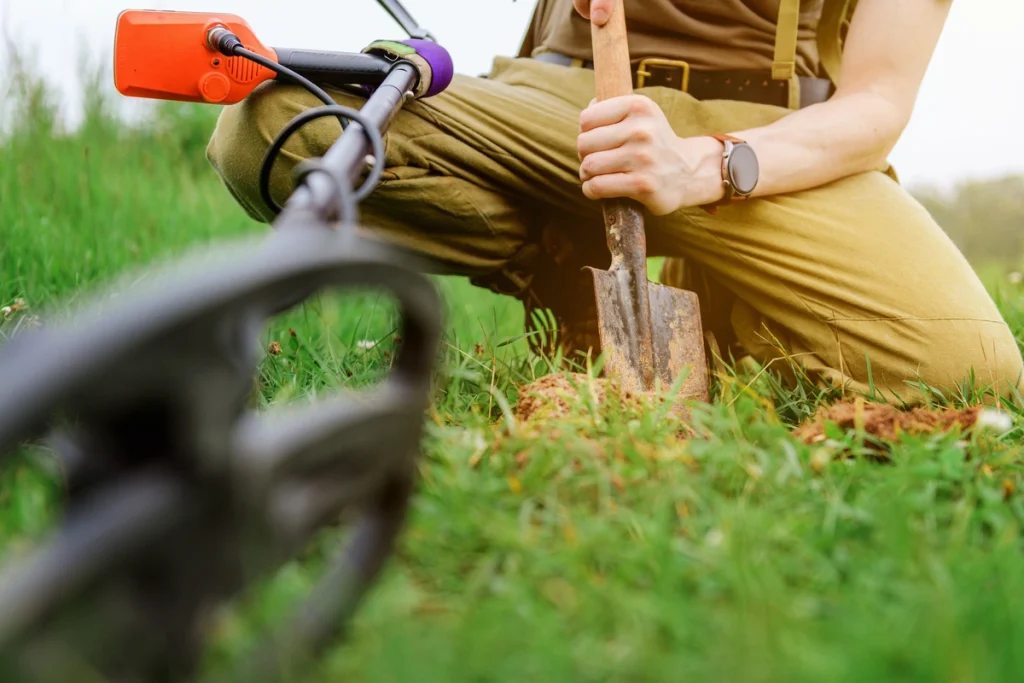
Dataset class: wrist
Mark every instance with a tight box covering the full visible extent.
[674,135,727,209]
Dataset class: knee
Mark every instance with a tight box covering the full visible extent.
[952,322,1024,400]
[787,317,1023,406]
[900,320,1023,404]
[206,82,339,222]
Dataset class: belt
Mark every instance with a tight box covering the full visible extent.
[533,52,833,110]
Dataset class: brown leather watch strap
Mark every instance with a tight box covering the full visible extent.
[710,133,745,144]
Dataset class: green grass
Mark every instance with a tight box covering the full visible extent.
[4,59,1024,683]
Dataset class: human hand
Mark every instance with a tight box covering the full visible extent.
[577,95,724,215]
[573,0,616,27]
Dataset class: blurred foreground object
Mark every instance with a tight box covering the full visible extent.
[0,228,442,683]
[0,3,451,681]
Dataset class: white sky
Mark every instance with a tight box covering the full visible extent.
[2,0,1023,190]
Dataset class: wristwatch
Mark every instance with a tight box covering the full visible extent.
[701,134,759,214]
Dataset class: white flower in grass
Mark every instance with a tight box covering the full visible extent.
[977,409,1014,434]
[356,340,377,350]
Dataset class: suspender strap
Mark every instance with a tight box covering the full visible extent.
[817,0,857,87]
[772,0,802,109]
[772,0,801,81]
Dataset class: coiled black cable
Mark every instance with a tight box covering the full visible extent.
[257,105,386,224]
[213,35,388,224]
[233,47,344,125]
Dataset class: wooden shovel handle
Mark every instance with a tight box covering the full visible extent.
[591,0,634,102]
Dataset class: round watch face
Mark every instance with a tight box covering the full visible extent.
[727,143,759,196]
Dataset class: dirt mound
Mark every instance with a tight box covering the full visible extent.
[516,374,603,422]
[516,376,1008,452]
[794,399,984,444]
[515,373,692,424]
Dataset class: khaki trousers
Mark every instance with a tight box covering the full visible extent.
[206,56,1024,404]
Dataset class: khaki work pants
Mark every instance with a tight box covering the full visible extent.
[206,56,1024,405]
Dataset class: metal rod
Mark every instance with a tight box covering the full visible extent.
[375,0,436,41]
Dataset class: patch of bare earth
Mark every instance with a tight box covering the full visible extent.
[507,374,696,473]
[794,399,984,445]
[516,376,1004,452]
[515,373,694,427]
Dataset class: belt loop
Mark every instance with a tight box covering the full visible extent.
[772,0,800,87]
[786,75,801,110]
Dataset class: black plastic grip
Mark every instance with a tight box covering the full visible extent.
[273,49,393,88]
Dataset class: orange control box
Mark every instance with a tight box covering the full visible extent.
[114,10,279,104]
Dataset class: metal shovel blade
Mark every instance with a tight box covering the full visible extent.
[589,268,710,402]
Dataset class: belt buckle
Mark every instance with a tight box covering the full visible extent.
[636,58,691,91]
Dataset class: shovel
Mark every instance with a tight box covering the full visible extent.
[585,0,710,402]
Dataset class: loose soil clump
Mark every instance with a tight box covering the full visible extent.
[516,375,1007,451]
[794,399,984,444]
[516,374,604,423]
[515,373,692,424]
